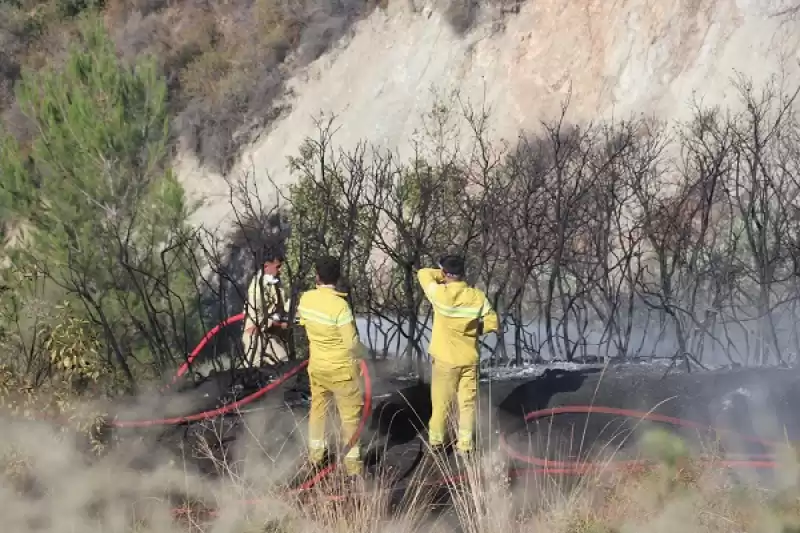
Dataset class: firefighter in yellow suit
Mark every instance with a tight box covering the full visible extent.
[242,249,291,368]
[297,255,366,476]
[417,255,499,455]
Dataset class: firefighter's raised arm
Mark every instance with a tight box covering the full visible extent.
[417,267,445,301]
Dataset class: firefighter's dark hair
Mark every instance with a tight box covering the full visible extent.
[439,255,465,278]
[315,255,341,285]
[262,244,285,264]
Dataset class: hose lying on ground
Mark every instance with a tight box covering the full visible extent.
[111,360,311,428]
[143,315,793,513]
[159,312,246,392]
[109,313,373,495]
[22,312,797,517]
[498,405,786,474]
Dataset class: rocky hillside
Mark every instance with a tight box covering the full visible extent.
[178,0,800,232]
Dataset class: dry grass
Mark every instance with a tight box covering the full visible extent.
[104,0,386,172]
[0,391,795,533]
[0,356,798,533]
[186,397,800,533]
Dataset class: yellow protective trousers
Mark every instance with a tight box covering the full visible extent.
[307,364,364,475]
[428,359,478,453]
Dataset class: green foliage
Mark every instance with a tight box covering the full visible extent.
[45,305,103,380]
[638,427,690,469]
[0,132,29,244]
[284,155,342,290]
[0,264,63,384]
[14,16,171,237]
[0,16,203,390]
[55,0,104,18]
[284,135,379,311]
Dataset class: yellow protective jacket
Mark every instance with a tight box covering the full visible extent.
[243,271,291,335]
[417,268,499,366]
[297,286,366,374]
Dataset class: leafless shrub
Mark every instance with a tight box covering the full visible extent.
[254,75,800,368]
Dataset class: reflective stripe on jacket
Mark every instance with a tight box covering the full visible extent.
[297,286,365,373]
[417,268,499,366]
[243,272,291,335]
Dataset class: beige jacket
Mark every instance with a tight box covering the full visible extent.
[243,271,291,335]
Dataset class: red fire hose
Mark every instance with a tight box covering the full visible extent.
[159,312,247,392]
[107,313,372,496]
[111,359,311,428]
[498,405,786,475]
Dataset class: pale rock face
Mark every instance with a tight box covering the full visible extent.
[176,0,800,235]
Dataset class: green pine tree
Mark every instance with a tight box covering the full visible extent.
[0,16,203,391]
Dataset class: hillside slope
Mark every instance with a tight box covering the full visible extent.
[178,0,800,232]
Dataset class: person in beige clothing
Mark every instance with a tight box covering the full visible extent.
[242,249,292,367]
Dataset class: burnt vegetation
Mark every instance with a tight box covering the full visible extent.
[1,4,800,405]
[270,78,800,372]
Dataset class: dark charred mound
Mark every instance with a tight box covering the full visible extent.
[89,361,800,511]
[101,359,428,481]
